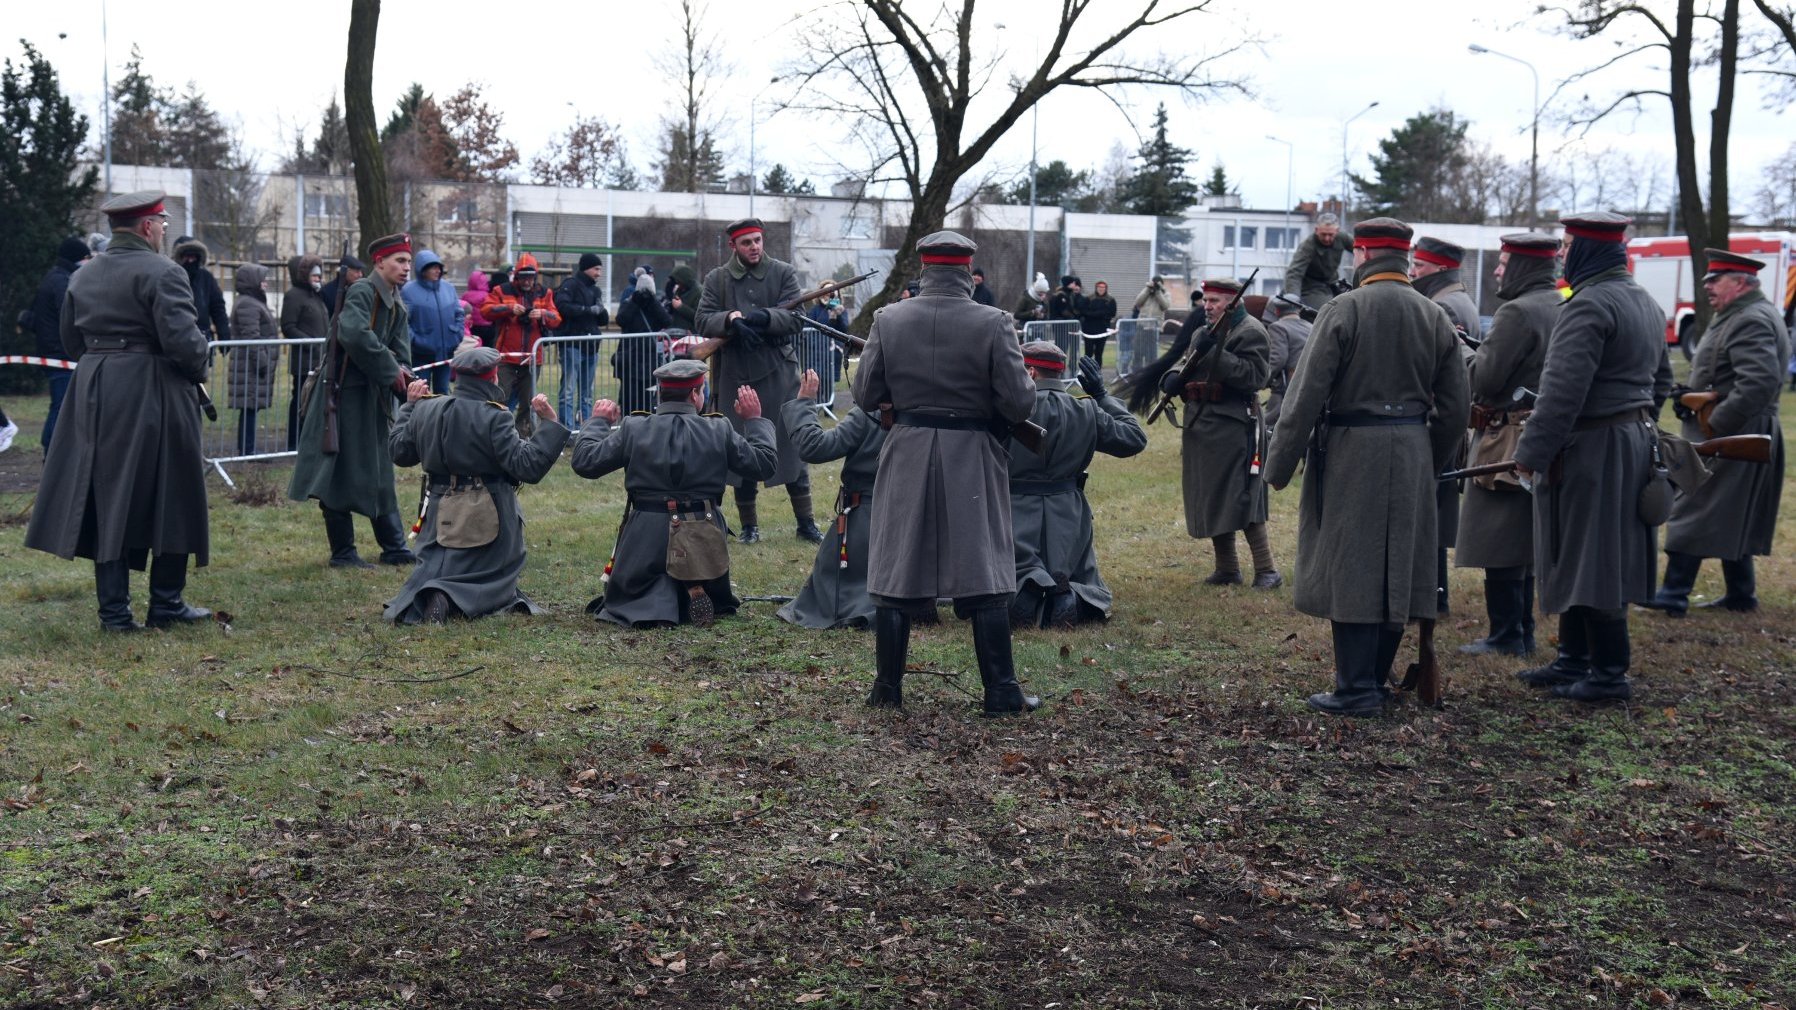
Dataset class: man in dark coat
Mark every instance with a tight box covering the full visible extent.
[554,252,612,424]
[1283,213,1354,311]
[1078,280,1119,367]
[288,233,418,568]
[282,255,329,451]
[1048,275,1085,323]
[173,236,230,343]
[1455,233,1560,656]
[1412,235,1480,616]
[664,265,700,331]
[29,236,91,450]
[1644,248,1788,615]
[1262,296,1311,429]
[1008,343,1148,627]
[693,218,820,543]
[777,369,888,630]
[614,272,672,415]
[1513,212,1673,703]
[318,253,365,320]
[1264,218,1470,715]
[571,359,776,627]
[385,345,570,624]
[971,266,997,307]
[25,192,211,632]
[852,231,1039,714]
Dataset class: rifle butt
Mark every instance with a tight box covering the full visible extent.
[1695,433,1773,464]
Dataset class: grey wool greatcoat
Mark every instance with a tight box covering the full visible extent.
[1514,267,1673,614]
[25,232,212,568]
[1264,257,1470,624]
[227,263,279,409]
[694,253,805,486]
[1180,310,1272,538]
[288,274,411,518]
[852,266,1036,601]
[1416,269,1479,554]
[571,402,777,626]
[1665,287,1788,560]
[383,377,570,623]
[1010,379,1148,616]
[776,399,887,629]
[1456,259,1559,570]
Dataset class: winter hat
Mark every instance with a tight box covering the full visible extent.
[1031,272,1049,297]
[57,236,92,263]
[578,252,603,272]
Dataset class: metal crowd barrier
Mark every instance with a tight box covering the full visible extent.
[796,327,846,420]
[1021,320,1085,363]
[201,336,325,486]
[1116,316,1164,377]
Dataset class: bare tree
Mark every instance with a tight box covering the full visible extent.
[195,131,281,260]
[1756,141,1796,225]
[345,0,394,247]
[531,116,636,188]
[787,0,1251,323]
[654,0,730,192]
[442,83,520,183]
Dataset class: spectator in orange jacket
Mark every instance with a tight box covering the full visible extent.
[481,253,562,436]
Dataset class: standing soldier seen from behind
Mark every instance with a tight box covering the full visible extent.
[25,192,211,632]
[694,219,822,544]
[1284,213,1355,311]
[288,233,419,569]
[1264,218,1470,716]
[1512,212,1673,703]
[776,368,889,630]
[1412,236,1479,616]
[1455,233,1561,656]
[853,231,1040,715]
[1644,249,1788,615]
[1134,278,1280,590]
[1262,296,1311,429]
[1009,343,1148,627]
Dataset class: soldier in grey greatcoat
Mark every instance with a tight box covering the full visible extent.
[1645,248,1788,615]
[1008,343,1148,627]
[1263,297,1311,429]
[1412,236,1480,616]
[1283,213,1355,311]
[288,233,418,568]
[25,191,212,632]
[1513,212,1673,703]
[776,369,888,630]
[693,218,821,544]
[384,345,570,624]
[1264,218,1470,716]
[1455,233,1561,656]
[852,231,1039,714]
[572,360,777,628]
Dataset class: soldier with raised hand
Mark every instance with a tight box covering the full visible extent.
[1264,218,1469,716]
[1456,233,1561,656]
[572,359,777,628]
[1284,212,1355,311]
[1643,249,1788,616]
[776,368,888,630]
[693,218,822,544]
[1512,212,1673,703]
[1007,343,1148,627]
[26,191,211,632]
[853,231,1039,715]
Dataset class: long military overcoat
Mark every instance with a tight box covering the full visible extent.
[26,232,212,568]
[1416,270,1479,555]
[1180,310,1271,538]
[695,254,805,486]
[1264,258,1470,624]
[1009,379,1148,617]
[383,377,570,623]
[852,267,1036,601]
[571,402,777,626]
[1456,262,1559,569]
[1514,267,1673,614]
[776,398,887,629]
[288,274,411,517]
[1664,288,1788,560]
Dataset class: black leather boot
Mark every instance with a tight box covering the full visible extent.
[1459,575,1529,656]
[1309,621,1387,716]
[1045,588,1078,628]
[373,513,417,565]
[323,506,373,569]
[1699,558,1758,611]
[145,553,210,628]
[868,607,909,708]
[1553,613,1632,702]
[1520,573,1537,653]
[791,491,823,543]
[1516,610,1590,687]
[94,560,141,633]
[1642,551,1701,617]
[974,606,1038,715]
[1008,585,1042,629]
[736,491,761,544]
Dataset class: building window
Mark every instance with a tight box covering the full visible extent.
[438,198,480,224]
[304,192,349,219]
[840,213,874,240]
[1222,225,1258,250]
[1265,227,1301,250]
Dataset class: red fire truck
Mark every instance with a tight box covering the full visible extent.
[1627,232,1794,357]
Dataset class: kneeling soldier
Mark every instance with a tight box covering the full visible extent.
[573,359,777,627]
[777,368,888,629]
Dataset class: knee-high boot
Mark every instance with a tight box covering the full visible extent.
[323,505,373,569]
[1644,551,1702,616]
[146,553,210,628]
[94,560,140,632]
[1702,558,1759,611]
[1553,610,1632,702]
[372,512,417,565]
[868,607,909,708]
[1516,609,1590,687]
[1309,622,1387,716]
[974,606,1039,715]
[1459,573,1529,656]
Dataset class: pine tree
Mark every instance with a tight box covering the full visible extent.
[1002,160,1092,207]
[655,123,726,193]
[163,83,230,170]
[1118,104,1199,217]
[1352,108,1478,222]
[760,164,815,195]
[107,45,167,167]
[1204,162,1232,197]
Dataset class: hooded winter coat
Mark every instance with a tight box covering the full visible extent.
[227,263,279,409]
[463,269,493,341]
[282,255,329,381]
[664,265,699,331]
[175,237,231,341]
[30,238,90,358]
[402,250,466,365]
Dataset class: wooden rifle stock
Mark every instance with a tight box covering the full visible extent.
[683,270,879,362]
[1399,618,1442,707]
[1677,389,1720,438]
[322,262,351,455]
[1440,433,1772,483]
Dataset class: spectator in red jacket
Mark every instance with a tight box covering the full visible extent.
[481,253,562,436]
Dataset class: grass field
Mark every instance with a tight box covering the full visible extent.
[1,385,1792,1009]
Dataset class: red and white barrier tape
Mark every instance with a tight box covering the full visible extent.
[0,355,77,369]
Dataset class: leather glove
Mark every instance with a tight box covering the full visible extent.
[1077,355,1106,398]
[1158,369,1186,397]
[743,308,772,329]
[731,318,765,351]
[1191,334,1217,360]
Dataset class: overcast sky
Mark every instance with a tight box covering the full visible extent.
[10,0,1790,216]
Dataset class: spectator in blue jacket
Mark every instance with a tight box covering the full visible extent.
[401,250,466,394]
[29,236,92,450]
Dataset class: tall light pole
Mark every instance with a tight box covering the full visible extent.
[1469,44,1540,229]
[1266,135,1294,265]
[101,0,112,193]
[748,75,783,217]
[1339,100,1379,215]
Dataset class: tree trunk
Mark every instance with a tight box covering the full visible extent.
[1708,0,1739,260]
[1667,0,1714,337]
[852,174,956,332]
[345,0,393,254]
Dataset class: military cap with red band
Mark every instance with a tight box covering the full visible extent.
[1701,248,1766,278]
[725,217,764,241]
[1201,277,1244,295]
[653,358,709,390]
[917,228,977,267]
[101,190,169,223]
[1019,339,1067,372]
[1560,211,1631,242]
[367,232,412,262]
[1414,236,1465,268]
[1353,217,1414,251]
[1500,232,1560,259]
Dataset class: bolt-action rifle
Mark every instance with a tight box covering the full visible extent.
[1142,269,1260,427]
[682,271,878,362]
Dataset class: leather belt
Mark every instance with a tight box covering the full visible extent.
[1009,478,1078,495]
[1329,401,1429,427]
[428,473,509,491]
[1180,381,1246,403]
[632,496,714,513]
[893,411,994,431]
[83,340,157,354]
[1572,406,1652,431]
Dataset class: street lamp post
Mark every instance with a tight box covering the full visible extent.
[1266,135,1294,265]
[1339,100,1379,216]
[748,75,783,217]
[101,0,112,194]
[1469,44,1540,229]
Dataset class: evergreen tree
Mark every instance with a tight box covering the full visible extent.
[1,42,98,392]
[1203,162,1233,197]
[382,83,428,142]
[1002,159,1092,207]
[1118,104,1199,217]
[163,83,229,170]
[282,95,352,175]
[760,164,815,195]
[655,122,726,193]
[1351,107,1481,222]
[107,45,167,167]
